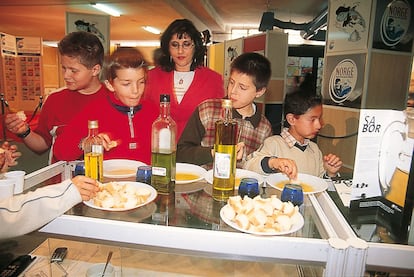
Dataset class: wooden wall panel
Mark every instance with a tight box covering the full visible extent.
[265,79,285,102]
[42,46,59,92]
[365,52,412,110]
[318,105,360,171]
[266,31,288,79]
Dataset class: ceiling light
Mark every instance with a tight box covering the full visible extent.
[90,3,121,17]
[142,26,161,35]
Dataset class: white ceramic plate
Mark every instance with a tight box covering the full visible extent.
[204,169,265,189]
[83,181,157,211]
[174,182,208,194]
[83,202,157,222]
[103,159,146,178]
[266,173,328,194]
[220,205,304,236]
[175,163,207,184]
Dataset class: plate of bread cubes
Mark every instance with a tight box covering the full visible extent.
[220,195,304,235]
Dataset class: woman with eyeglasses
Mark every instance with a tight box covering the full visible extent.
[144,19,225,141]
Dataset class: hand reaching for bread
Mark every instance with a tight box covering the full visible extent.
[5,112,28,135]
[97,133,119,151]
[16,111,27,121]
[107,140,118,149]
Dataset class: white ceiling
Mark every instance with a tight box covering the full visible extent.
[0,0,328,44]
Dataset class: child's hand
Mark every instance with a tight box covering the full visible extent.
[269,157,298,180]
[210,142,245,161]
[0,141,21,172]
[5,113,27,135]
[236,142,245,161]
[323,153,342,177]
[97,133,119,151]
[71,175,100,201]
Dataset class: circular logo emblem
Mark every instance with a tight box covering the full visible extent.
[380,0,411,46]
[329,59,358,104]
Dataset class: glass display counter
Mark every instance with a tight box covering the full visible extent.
[326,184,414,274]
[17,161,414,276]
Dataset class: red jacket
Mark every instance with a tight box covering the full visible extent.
[53,91,158,165]
[144,66,225,140]
[36,85,109,162]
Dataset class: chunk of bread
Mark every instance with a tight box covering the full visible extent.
[225,195,301,234]
[235,213,250,229]
[92,182,151,209]
[16,111,26,121]
[108,140,118,149]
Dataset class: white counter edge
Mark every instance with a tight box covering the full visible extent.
[40,214,330,263]
[366,242,414,271]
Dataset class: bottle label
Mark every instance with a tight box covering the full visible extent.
[159,128,171,150]
[152,166,167,177]
[213,152,231,179]
[92,145,103,154]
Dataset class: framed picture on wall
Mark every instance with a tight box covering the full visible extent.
[326,0,372,53]
[372,0,414,52]
[66,12,110,54]
[224,38,243,82]
[322,53,366,108]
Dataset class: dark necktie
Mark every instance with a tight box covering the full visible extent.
[294,142,307,152]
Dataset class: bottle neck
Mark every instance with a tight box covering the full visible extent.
[222,106,232,123]
[160,102,171,117]
[88,127,99,137]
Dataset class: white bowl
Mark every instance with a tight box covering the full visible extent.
[266,173,328,194]
[103,159,146,178]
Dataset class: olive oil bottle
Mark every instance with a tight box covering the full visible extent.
[151,94,177,194]
[212,99,238,201]
[83,120,103,182]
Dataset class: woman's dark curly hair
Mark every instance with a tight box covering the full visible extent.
[158,19,205,72]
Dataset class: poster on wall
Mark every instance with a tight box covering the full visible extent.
[15,36,43,103]
[66,12,110,54]
[372,0,414,52]
[19,56,42,101]
[326,0,372,53]
[321,53,366,108]
[16,36,42,56]
[351,109,414,209]
[224,38,243,83]
[0,55,18,102]
[0,32,16,55]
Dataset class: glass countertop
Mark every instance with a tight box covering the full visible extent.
[65,180,324,240]
[327,175,413,246]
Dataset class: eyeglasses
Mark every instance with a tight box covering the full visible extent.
[169,41,194,50]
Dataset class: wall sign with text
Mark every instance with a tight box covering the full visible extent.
[373,0,414,52]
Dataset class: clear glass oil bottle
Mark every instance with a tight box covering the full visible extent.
[212,99,238,201]
[151,94,177,194]
[83,120,103,182]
